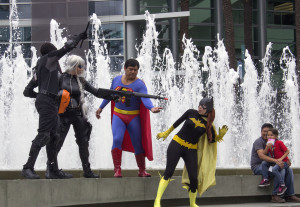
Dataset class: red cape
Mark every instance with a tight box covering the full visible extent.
[111,101,153,161]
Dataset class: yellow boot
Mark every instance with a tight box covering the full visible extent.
[189,190,199,207]
[154,177,170,207]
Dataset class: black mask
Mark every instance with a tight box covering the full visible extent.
[199,97,213,112]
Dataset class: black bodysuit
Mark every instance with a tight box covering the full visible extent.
[51,73,114,170]
[23,46,74,170]
[163,109,216,193]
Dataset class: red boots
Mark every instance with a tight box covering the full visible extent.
[112,149,151,177]
[135,153,151,177]
[111,148,122,177]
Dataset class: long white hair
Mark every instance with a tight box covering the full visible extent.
[65,55,88,116]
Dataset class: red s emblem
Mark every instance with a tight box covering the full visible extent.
[115,86,133,104]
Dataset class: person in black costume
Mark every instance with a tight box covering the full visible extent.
[53,55,118,178]
[22,32,87,179]
[154,98,228,207]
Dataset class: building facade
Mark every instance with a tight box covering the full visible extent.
[0,0,295,71]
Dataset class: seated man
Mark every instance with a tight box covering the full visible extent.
[250,123,300,203]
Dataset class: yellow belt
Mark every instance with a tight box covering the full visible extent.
[114,107,140,115]
[173,135,198,149]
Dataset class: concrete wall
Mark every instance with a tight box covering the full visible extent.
[0,170,299,207]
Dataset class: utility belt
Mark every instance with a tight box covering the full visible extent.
[114,107,140,115]
[39,89,58,99]
[173,135,197,149]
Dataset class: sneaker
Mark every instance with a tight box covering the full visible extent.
[277,184,287,196]
[258,179,270,187]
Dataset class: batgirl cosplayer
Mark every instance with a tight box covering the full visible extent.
[154,98,228,207]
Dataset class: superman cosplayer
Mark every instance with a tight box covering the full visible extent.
[96,59,162,177]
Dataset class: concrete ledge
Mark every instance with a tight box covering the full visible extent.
[0,169,299,207]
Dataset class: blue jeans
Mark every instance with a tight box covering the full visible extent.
[272,162,289,185]
[254,161,295,195]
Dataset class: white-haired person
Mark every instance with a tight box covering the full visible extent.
[46,55,117,178]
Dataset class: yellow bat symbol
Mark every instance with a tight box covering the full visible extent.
[190,118,206,128]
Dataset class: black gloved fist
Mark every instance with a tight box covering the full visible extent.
[112,94,121,102]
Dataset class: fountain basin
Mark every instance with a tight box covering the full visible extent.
[0,168,299,207]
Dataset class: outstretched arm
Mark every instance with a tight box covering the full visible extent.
[156,109,191,141]
[81,78,118,100]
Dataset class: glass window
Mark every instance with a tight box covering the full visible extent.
[0,0,9,3]
[157,23,169,40]
[17,4,31,19]
[252,11,257,24]
[140,0,168,14]
[0,5,9,19]
[188,25,214,40]
[267,28,294,43]
[17,0,31,2]
[21,43,31,58]
[140,6,168,14]
[189,0,212,9]
[102,23,123,39]
[267,1,294,25]
[234,26,244,42]
[267,11,294,25]
[106,40,123,55]
[193,40,214,53]
[0,27,9,42]
[0,43,9,55]
[20,27,31,42]
[110,56,124,71]
[231,0,243,9]
[89,0,123,16]
[189,8,212,24]
[232,9,244,24]
[140,0,167,7]
[158,40,169,55]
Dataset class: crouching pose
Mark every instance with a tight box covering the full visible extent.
[154,98,228,207]
[51,55,119,178]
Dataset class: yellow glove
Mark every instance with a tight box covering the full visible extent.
[215,125,228,142]
[156,126,175,141]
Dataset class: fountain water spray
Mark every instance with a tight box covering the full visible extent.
[0,8,300,169]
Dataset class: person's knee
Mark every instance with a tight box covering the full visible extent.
[112,137,123,148]
[76,136,89,148]
[33,132,51,147]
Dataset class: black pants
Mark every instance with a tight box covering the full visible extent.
[163,140,198,192]
[24,94,60,169]
[54,109,92,167]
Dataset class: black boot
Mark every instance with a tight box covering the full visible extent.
[21,168,40,179]
[45,162,73,179]
[22,143,41,179]
[83,163,99,178]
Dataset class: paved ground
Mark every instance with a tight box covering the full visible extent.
[70,200,300,207]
